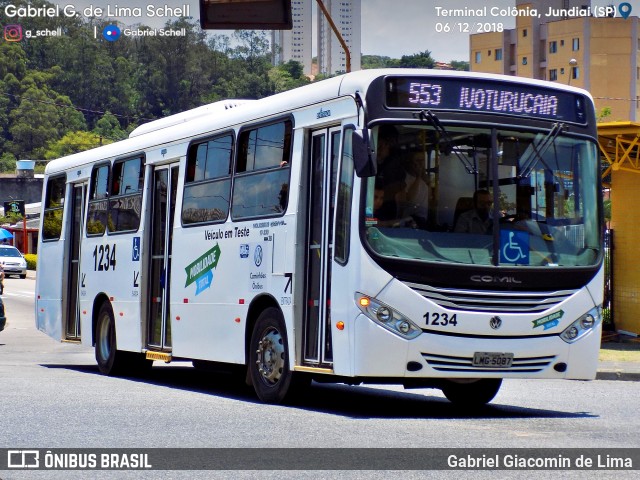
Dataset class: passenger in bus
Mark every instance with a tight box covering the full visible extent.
[397,152,429,228]
[373,182,416,228]
[375,125,405,188]
[454,189,493,234]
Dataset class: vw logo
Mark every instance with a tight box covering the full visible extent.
[254,245,263,267]
[489,316,502,330]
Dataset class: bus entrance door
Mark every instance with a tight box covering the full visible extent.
[303,128,341,367]
[146,165,179,353]
[64,184,86,341]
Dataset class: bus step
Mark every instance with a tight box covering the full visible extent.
[146,351,172,363]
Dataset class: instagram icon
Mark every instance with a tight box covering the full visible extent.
[4,24,23,42]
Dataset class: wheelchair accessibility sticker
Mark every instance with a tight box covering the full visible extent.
[500,230,529,265]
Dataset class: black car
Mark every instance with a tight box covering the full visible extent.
[0,296,5,332]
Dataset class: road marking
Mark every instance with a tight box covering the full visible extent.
[1,291,35,298]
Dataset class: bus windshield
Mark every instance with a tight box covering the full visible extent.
[364,123,601,267]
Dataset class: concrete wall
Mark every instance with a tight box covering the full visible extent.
[0,176,44,206]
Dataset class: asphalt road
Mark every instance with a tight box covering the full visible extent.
[0,275,638,479]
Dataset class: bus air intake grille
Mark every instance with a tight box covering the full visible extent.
[421,352,556,373]
[402,282,576,314]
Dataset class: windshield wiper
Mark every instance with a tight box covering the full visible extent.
[417,110,478,174]
[518,122,566,179]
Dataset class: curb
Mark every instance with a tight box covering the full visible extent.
[596,371,640,382]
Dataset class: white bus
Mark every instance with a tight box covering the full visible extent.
[36,69,603,406]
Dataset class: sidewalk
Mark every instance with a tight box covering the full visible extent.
[597,333,640,381]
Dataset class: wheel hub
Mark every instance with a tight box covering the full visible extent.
[256,328,284,385]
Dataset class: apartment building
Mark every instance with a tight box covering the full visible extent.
[470,0,640,121]
[317,0,361,75]
[272,0,361,76]
[272,0,314,75]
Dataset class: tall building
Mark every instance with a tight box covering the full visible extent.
[470,0,639,121]
[317,0,361,75]
[272,0,313,75]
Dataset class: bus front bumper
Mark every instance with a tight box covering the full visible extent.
[350,313,601,381]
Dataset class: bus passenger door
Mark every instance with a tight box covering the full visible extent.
[303,127,341,367]
[64,184,86,341]
[146,165,179,352]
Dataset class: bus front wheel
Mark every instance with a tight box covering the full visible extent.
[95,303,126,376]
[249,308,293,404]
[441,379,502,407]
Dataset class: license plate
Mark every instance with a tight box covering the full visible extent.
[472,352,514,368]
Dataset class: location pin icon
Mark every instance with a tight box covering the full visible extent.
[619,2,632,19]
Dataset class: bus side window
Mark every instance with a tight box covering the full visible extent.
[182,133,234,225]
[42,175,66,241]
[335,127,355,265]
[231,119,292,220]
[87,164,109,236]
[108,156,144,233]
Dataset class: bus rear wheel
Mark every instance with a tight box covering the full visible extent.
[441,379,502,407]
[249,308,294,403]
[95,303,126,376]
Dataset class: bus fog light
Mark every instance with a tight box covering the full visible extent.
[580,314,595,329]
[397,321,410,334]
[565,327,578,340]
[376,307,392,323]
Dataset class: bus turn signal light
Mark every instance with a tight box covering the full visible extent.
[358,296,370,308]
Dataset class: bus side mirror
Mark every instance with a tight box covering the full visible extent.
[352,128,377,178]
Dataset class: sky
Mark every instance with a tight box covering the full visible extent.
[14,0,640,62]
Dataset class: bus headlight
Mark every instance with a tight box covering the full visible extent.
[355,293,421,340]
[560,306,601,344]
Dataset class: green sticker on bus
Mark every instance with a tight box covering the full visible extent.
[532,310,564,330]
[185,244,221,293]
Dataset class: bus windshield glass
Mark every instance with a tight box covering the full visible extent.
[364,123,601,267]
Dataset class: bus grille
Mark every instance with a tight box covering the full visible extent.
[421,352,556,373]
[403,282,576,314]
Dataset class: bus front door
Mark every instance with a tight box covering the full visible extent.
[146,165,179,353]
[64,184,86,341]
[303,127,341,367]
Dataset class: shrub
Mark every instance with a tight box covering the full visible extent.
[24,254,37,270]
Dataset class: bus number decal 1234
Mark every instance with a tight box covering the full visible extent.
[424,312,457,327]
[92,244,117,271]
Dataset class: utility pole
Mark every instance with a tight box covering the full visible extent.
[316,0,351,73]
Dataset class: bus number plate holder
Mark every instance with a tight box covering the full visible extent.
[472,352,513,368]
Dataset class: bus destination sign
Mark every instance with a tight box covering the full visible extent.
[385,77,586,124]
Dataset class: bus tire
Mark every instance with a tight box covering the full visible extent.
[95,303,126,376]
[441,379,502,407]
[249,307,293,404]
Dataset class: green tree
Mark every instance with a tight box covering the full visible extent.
[0,152,16,173]
[94,112,127,141]
[598,107,612,122]
[398,50,435,69]
[8,86,59,158]
[43,131,106,160]
[0,43,27,80]
[450,60,470,71]
[361,55,400,69]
